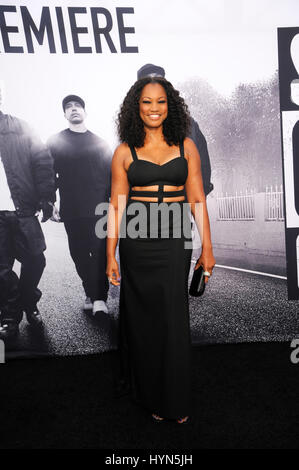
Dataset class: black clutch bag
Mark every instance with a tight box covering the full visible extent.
[189,264,206,297]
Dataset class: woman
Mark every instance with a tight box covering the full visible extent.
[106,76,215,424]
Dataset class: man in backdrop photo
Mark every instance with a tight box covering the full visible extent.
[47,95,112,319]
[0,81,56,340]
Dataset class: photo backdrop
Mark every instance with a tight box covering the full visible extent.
[1,0,298,357]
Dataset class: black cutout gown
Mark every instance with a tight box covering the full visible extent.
[118,142,193,419]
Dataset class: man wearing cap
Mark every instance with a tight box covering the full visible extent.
[137,64,214,197]
[47,95,112,318]
[0,82,56,339]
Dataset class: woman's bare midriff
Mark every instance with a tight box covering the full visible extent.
[130,184,185,202]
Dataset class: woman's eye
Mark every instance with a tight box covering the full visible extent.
[158,101,166,103]
[142,101,151,104]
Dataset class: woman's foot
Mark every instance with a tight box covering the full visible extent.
[152,413,164,422]
[177,416,189,424]
[152,413,190,423]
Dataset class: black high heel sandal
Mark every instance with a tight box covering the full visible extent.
[152,413,164,423]
[177,416,190,424]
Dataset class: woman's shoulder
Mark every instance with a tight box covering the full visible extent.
[112,143,133,170]
[183,137,200,162]
[183,137,196,152]
[113,142,131,158]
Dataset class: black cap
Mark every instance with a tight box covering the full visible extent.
[62,94,85,112]
[137,64,165,80]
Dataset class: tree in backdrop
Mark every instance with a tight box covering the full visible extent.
[179,71,281,194]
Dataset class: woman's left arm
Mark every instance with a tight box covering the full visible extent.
[184,138,216,281]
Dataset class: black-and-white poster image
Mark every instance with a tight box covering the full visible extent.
[0,0,297,358]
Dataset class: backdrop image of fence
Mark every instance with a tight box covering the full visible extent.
[265,185,284,221]
[217,190,255,220]
[216,185,284,221]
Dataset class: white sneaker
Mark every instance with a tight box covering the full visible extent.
[93,300,108,316]
[83,297,93,310]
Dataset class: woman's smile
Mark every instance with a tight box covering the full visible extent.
[148,114,161,120]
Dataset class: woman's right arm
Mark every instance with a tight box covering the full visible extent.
[106,144,129,286]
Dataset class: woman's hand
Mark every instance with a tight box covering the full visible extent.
[195,249,216,284]
[106,256,121,286]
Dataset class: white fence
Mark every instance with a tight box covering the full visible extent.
[216,190,255,220]
[216,187,285,221]
[265,185,285,221]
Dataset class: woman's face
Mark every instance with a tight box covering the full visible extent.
[139,83,168,128]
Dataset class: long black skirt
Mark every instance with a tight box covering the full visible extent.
[118,199,193,419]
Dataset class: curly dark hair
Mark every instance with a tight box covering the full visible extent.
[117,77,190,148]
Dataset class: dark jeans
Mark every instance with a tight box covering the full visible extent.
[0,211,46,325]
[64,217,109,302]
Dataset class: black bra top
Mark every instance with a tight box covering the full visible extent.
[127,142,188,202]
